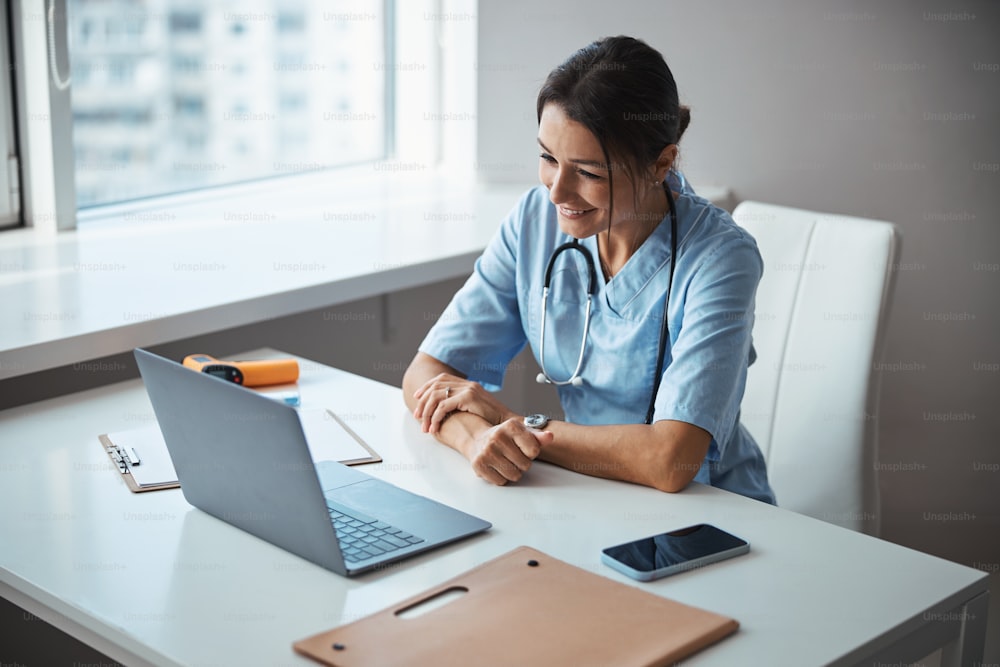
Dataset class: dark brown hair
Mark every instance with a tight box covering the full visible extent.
[536,36,690,210]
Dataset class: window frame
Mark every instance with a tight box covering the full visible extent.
[10,0,77,232]
[0,3,21,229]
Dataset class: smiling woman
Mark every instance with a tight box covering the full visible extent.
[537,104,674,278]
[402,35,776,505]
[535,37,690,278]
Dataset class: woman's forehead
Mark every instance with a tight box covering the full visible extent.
[537,104,605,164]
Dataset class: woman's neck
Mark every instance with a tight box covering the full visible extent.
[597,186,672,278]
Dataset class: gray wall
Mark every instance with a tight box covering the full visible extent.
[476,0,999,600]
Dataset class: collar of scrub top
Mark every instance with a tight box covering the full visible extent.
[536,179,679,425]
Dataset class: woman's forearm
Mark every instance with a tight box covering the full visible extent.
[403,353,711,492]
[541,419,711,492]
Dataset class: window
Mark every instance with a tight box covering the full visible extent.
[6,0,464,232]
[66,0,389,209]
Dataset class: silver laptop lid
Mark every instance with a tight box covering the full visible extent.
[134,348,348,573]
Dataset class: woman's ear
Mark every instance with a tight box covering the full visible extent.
[653,144,679,182]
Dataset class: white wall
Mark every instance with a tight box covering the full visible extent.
[476,0,999,575]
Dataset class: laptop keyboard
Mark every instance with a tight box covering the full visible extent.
[326,499,425,564]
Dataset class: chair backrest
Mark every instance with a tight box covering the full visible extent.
[732,201,900,535]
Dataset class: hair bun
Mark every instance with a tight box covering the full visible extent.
[677,105,691,143]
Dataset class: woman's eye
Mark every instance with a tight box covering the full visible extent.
[539,153,602,180]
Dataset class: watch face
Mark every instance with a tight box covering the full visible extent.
[525,414,549,429]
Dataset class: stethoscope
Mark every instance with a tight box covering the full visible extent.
[536,181,679,425]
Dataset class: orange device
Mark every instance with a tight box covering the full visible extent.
[182,354,299,387]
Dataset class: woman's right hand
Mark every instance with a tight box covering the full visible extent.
[463,417,554,485]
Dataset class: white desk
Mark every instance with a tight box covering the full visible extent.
[0,351,989,666]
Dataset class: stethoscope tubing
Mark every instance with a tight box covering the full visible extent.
[537,182,679,424]
[537,285,592,387]
[644,185,678,424]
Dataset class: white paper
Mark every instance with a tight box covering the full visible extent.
[105,425,178,487]
[298,409,375,464]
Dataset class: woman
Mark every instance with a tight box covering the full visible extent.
[402,36,775,504]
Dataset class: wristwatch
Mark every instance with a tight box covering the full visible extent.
[524,414,551,430]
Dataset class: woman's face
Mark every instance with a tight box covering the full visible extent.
[537,103,647,239]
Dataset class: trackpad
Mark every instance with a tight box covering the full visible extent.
[325,480,436,525]
[316,460,371,490]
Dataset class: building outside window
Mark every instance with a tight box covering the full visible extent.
[66,0,387,209]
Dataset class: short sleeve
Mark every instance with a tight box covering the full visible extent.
[418,201,529,391]
[653,235,763,460]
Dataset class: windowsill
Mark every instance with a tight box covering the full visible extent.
[0,167,530,380]
[0,168,732,381]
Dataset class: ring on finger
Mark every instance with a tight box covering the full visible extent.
[445,387,451,398]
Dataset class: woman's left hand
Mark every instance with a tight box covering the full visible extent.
[412,373,516,434]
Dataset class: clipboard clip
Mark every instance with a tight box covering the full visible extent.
[107,443,141,471]
[98,430,179,494]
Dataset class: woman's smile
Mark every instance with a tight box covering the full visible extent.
[557,205,597,219]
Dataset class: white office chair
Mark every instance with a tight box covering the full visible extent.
[732,201,900,535]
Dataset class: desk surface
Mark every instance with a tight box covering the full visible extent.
[0,351,988,666]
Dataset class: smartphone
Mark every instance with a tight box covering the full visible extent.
[601,524,749,582]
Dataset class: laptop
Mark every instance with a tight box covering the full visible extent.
[134,348,491,576]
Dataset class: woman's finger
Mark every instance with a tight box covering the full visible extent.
[425,387,455,433]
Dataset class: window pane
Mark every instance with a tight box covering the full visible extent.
[66,0,386,208]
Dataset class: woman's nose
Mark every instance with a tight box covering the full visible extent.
[549,169,572,203]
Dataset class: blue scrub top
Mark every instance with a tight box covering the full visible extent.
[419,172,776,504]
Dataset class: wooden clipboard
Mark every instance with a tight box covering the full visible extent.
[293,546,739,667]
[99,430,179,493]
[100,408,381,494]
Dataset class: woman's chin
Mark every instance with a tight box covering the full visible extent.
[556,211,602,238]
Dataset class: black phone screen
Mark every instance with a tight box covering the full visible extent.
[603,524,747,573]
